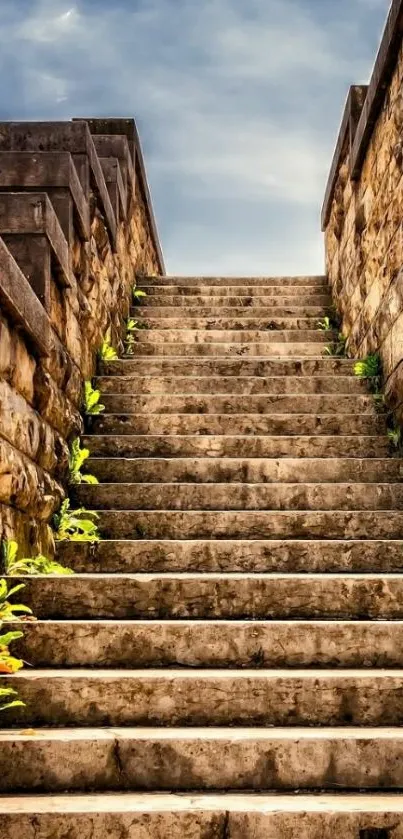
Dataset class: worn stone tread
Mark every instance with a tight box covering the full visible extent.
[11,619,403,668]
[75,482,403,511]
[128,341,333,357]
[101,357,357,376]
[12,573,403,620]
[100,393,377,414]
[96,374,366,395]
[132,329,334,344]
[93,413,385,437]
[6,671,403,726]
[138,274,329,290]
[3,728,403,796]
[138,305,333,317]
[87,457,402,485]
[138,316,327,329]
[56,538,403,574]
[83,434,390,459]
[95,509,403,539]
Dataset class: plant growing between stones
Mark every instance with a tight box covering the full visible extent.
[69,438,98,485]
[124,317,139,356]
[2,540,73,576]
[388,425,402,452]
[132,288,147,305]
[323,333,348,357]
[84,381,105,415]
[98,334,118,361]
[354,353,382,394]
[317,317,332,331]
[0,579,33,621]
[0,579,30,711]
[53,499,100,542]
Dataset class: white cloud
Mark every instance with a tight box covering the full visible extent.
[17,3,80,43]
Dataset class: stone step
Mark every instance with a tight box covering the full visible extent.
[100,393,376,415]
[87,457,401,485]
[138,305,330,317]
[75,482,403,511]
[136,295,331,308]
[56,539,403,574]
[13,573,403,620]
[138,316,326,329]
[1,792,403,838]
[92,413,385,437]
[97,375,365,395]
[5,669,403,726]
[101,357,356,377]
[132,328,333,344]
[138,285,331,300]
[10,619,403,668]
[83,434,390,459]
[140,273,328,286]
[94,509,403,539]
[128,341,332,357]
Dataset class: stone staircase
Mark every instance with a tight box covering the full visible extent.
[3,274,403,837]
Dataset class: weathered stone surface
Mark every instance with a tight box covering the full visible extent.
[4,793,403,839]
[324,28,403,412]
[101,356,357,377]
[133,328,332,344]
[2,793,403,839]
[93,412,385,437]
[56,538,403,574]
[140,285,330,301]
[87,456,401,484]
[100,392,376,415]
[6,670,403,726]
[75,481,403,511]
[0,120,162,552]
[11,619,403,668]
[95,509,403,539]
[127,340,332,357]
[84,433,390,459]
[139,316,325,330]
[140,304,330,317]
[97,373,366,395]
[141,274,327,287]
[15,573,403,620]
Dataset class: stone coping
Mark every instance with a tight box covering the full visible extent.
[0,236,51,356]
[321,0,403,229]
[75,117,165,274]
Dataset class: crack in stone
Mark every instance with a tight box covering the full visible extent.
[222,810,230,839]
[113,737,125,786]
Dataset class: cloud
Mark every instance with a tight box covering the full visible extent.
[0,0,389,274]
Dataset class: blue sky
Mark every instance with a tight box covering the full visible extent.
[0,0,389,275]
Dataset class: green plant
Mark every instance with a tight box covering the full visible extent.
[388,427,402,450]
[0,579,33,622]
[354,353,382,393]
[69,438,98,485]
[53,500,100,542]
[317,317,331,331]
[84,381,105,415]
[373,392,385,412]
[324,333,348,357]
[0,630,24,674]
[124,317,141,356]
[132,288,147,305]
[2,540,73,576]
[0,686,25,711]
[98,335,118,361]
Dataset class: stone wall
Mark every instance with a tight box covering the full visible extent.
[323,0,403,421]
[0,118,163,556]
